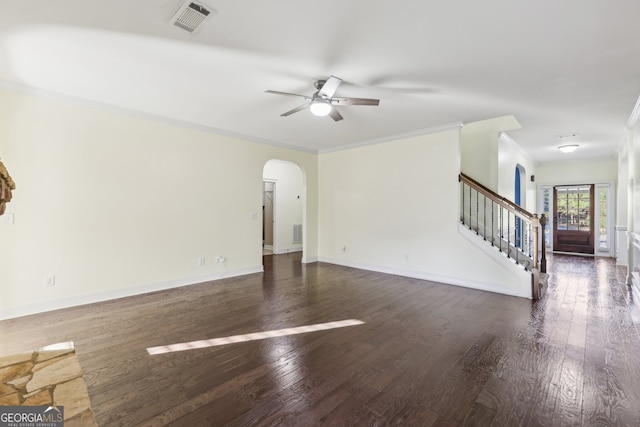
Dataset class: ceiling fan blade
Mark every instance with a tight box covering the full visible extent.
[318,76,342,98]
[332,97,380,106]
[281,103,311,117]
[265,90,311,100]
[329,108,343,122]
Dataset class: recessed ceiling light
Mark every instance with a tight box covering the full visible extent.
[558,144,579,153]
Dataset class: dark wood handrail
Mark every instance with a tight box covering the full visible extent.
[459,172,534,222]
[459,171,543,298]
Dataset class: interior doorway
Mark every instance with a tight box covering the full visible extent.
[553,184,595,254]
[262,160,304,259]
[263,181,275,254]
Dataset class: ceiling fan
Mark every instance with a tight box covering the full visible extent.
[265,76,380,121]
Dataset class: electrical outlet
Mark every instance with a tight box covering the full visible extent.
[198,257,206,266]
[44,275,56,287]
[216,256,226,263]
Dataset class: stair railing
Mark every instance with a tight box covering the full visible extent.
[459,173,543,298]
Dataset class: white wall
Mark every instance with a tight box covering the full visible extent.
[633,127,640,235]
[460,115,521,193]
[0,88,541,318]
[536,159,618,185]
[627,125,640,281]
[617,143,630,228]
[460,122,498,190]
[263,160,304,254]
[536,158,618,257]
[318,128,532,298]
[0,88,318,319]
[498,135,537,214]
[617,141,630,265]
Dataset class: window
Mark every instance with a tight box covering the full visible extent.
[540,186,552,246]
[596,184,610,252]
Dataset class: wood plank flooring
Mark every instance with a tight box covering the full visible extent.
[1,253,639,426]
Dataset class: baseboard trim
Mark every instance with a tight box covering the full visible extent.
[316,257,531,299]
[273,247,302,255]
[0,266,264,321]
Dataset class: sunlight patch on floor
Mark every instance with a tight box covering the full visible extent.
[146,319,364,355]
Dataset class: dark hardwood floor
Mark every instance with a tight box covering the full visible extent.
[1,253,639,426]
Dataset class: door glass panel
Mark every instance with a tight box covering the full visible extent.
[567,191,579,230]
[579,189,590,232]
[556,188,569,230]
[556,186,591,231]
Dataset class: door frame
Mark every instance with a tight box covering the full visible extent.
[539,181,615,257]
[262,159,307,263]
[262,179,277,251]
[552,184,595,254]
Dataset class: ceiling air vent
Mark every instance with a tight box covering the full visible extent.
[172,1,215,33]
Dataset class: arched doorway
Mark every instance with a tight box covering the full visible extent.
[262,160,305,260]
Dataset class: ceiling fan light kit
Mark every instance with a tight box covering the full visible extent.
[309,100,332,117]
[265,76,380,122]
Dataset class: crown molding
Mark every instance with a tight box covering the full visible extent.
[628,92,640,128]
[318,122,463,154]
[0,79,317,154]
[499,131,537,167]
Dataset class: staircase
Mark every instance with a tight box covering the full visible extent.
[459,173,547,299]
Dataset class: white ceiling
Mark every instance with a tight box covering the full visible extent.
[1,0,639,163]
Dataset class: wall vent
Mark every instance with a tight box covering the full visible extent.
[293,224,303,244]
[172,1,215,33]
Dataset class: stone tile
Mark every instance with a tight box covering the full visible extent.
[23,388,52,406]
[0,360,33,383]
[0,352,34,367]
[0,392,19,406]
[7,375,30,389]
[38,342,75,352]
[2,345,94,422]
[53,377,92,420]
[65,409,99,427]
[0,383,16,398]
[36,349,75,362]
[26,353,82,392]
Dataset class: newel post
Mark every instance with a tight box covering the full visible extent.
[539,214,547,274]
[532,214,539,271]
[531,214,540,299]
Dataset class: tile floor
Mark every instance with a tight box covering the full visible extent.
[0,342,97,426]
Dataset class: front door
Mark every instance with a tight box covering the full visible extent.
[553,184,594,254]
